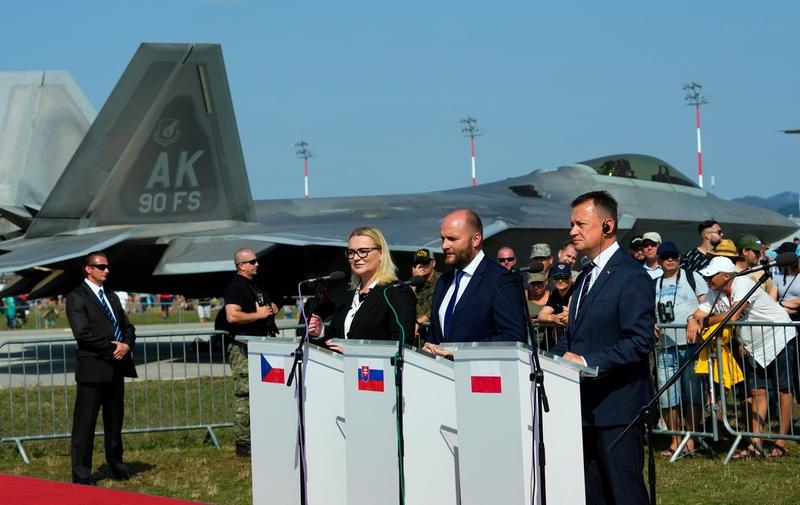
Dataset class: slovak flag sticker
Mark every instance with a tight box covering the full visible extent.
[357,359,385,392]
[261,354,285,384]
[470,361,502,394]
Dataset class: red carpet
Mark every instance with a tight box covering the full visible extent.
[0,474,209,505]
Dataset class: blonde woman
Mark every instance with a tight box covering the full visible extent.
[307,227,416,351]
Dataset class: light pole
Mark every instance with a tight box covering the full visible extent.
[460,116,481,187]
[683,82,709,189]
[295,140,313,199]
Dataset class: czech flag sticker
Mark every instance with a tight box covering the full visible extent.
[261,354,285,384]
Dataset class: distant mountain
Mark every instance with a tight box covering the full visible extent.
[732,191,799,217]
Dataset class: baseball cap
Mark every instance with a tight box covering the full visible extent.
[413,248,433,265]
[698,256,735,277]
[550,262,572,279]
[657,241,680,258]
[530,243,551,259]
[776,242,796,255]
[642,232,662,244]
[528,272,547,283]
[737,234,762,252]
[629,236,643,248]
[712,239,739,258]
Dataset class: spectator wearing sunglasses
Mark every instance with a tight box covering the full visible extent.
[628,236,645,264]
[642,231,663,279]
[652,241,707,457]
[410,248,439,343]
[307,226,416,351]
[214,247,279,457]
[680,219,723,273]
[496,246,517,270]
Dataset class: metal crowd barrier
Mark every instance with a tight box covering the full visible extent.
[0,330,235,463]
[655,321,800,464]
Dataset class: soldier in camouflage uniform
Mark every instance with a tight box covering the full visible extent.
[411,248,439,346]
[214,248,279,457]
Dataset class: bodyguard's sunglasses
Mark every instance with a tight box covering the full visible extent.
[238,259,259,266]
[89,264,109,271]
[498,257,516,263]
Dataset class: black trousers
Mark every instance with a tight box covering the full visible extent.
[71,371,127,482]
[582,424,649,505]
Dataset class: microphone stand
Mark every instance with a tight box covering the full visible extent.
[609,268,774,505]
[516,270,550,505]
[286,280,325,505]
[385,286,409,505]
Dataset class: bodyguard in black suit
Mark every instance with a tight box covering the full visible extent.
[66,251,137,484]
[424,209,526,357]
[553,192,655,505]
[308,226,416,349]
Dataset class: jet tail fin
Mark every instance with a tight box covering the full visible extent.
[26,43,256,238]
[0,71,95,236]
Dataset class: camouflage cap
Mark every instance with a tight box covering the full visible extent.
[529,243,551,259]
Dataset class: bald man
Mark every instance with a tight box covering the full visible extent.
[424,210,526,356]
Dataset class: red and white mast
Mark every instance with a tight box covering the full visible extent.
[683,82,709,189]
[295,140,313,199]
[460,116,481,187]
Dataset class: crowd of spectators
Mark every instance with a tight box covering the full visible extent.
[493,222,800,460]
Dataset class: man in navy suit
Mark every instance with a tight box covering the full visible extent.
[553,191,654,505]
[423,209,525,356]
[66,251,137,484]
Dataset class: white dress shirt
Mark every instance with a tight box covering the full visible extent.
[438,250,485,335]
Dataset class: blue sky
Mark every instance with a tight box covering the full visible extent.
[4,1,798,201]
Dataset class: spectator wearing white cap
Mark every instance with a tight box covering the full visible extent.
[686,256,794,458]
[641,232,663,279]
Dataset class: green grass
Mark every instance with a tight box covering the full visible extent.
[1,381,799,504]
[0,431,797,504]
[1,377,234,442]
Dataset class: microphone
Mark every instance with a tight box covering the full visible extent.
[734,252,797,277]
[300,271,346,284]
[390,276,427,288]
[513,260,545,274]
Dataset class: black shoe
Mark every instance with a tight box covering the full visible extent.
[74,478,97,486]
[110,466,132,481]
[235,443,251,457]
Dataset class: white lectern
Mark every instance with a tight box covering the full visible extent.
[336,339,398,505]
[451,342,596,505]
[243,337,346,505]
[402,347,459,505]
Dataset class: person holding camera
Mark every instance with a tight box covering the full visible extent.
[214,247,279,457]
[652,241,707,457]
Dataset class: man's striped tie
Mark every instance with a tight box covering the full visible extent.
[98,289,123,341]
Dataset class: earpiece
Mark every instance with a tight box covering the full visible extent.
[602,221,611,234]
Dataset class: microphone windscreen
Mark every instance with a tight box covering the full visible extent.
[407,276,427,288]
[329,271,346,281]
[775,252,798,268]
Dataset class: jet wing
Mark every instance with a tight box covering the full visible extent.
[152,235,278,275]
[0,229,133,272]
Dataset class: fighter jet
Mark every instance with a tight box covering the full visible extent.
[0,71,96,239]
[0,43,795,299]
